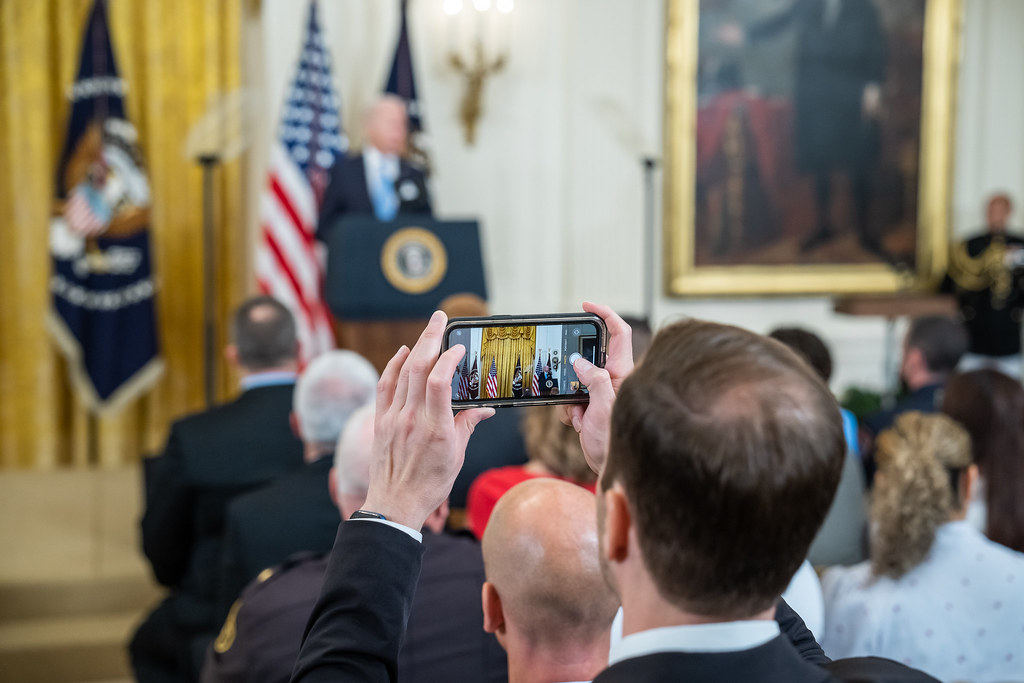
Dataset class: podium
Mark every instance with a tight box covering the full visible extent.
[324,217,487,372]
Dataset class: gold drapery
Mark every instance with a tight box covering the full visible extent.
[0,0,244,469]
[480,326,537,399]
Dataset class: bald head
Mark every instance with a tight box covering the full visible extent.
[482,479,619,648]
[332,404,376,517]
[365,95,408,156]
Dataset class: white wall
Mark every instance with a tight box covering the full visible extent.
[246,0,1022,396]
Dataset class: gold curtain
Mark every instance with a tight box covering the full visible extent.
[480,326,536,399]
[0,0,244,469]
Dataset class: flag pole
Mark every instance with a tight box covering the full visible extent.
[642,156,659,326]
[199,153,220,407]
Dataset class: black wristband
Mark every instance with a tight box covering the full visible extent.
[349,509,387,521]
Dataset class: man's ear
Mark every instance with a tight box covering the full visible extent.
[224,344,239,368]
[328,467,340,511]
[903,346,924,376]
[603,487,631,564]
[481,582,505,636]
[962,463,980,507]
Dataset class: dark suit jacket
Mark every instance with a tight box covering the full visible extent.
[316,153,432,243]
[291,521,938,683]
[218,453,339,619]
[594,645,938,683]
[399,530,507,682]
[140,383,305,628]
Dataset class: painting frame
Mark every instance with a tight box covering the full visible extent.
[663,0,962,296]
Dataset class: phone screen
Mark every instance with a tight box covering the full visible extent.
[446,318,604,404]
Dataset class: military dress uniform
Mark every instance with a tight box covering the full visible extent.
[944,232,1024,372]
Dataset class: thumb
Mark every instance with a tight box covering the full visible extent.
[574,358,613,399]
[455,407,495,443]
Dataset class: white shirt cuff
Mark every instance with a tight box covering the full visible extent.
[348,516,423,542]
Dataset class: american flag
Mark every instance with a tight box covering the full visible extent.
[531,353,542,397]
[65,185,109,237]
[255,1,346,364]
[486,357,499,399]
[457,355,470,400]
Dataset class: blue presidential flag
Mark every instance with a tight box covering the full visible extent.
[49,0,162,412]
[384,0,430,169]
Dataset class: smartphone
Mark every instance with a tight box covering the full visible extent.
[442,313,608,409]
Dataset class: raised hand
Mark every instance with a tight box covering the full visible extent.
[363,310,494,530]
[562,302,634,475]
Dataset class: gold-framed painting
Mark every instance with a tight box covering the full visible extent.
[664,0,962,296]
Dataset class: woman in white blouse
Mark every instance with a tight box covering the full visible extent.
[821,411,1024,683]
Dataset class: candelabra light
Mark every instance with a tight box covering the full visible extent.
[443,0,512,144]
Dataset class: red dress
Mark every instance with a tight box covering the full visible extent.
[465,466,597,539]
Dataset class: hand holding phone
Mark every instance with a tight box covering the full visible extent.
[560,302,634,474]
[441,313,608,409]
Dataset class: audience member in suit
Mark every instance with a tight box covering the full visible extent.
[217,349,378,615]
[467,406,597,539]
[769,327,867,567]
[480,478,620,683]
[316,95,431,243]
[859,315,968,482]
[131,296,305,683]
[289,306,938,683]
[203,403,507,683]
[822,412,1024,682]
[942,369,1024,553]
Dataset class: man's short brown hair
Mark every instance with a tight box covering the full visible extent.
[232,296,298,370]
[603,320,845,618]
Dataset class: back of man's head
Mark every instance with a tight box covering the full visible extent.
[904,315,968,376]
[332,404,376,516]
[481,479,619,654]
[604,319,845,619]
[232,296,298,370]
[768,326,833,383]
[294,351,378,449]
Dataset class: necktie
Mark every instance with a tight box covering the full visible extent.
[373,159,398,222]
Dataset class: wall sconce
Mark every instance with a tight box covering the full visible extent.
[443,0,512,145]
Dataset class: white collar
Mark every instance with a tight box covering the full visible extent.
[364,144,399,178]
[608,620,780,666]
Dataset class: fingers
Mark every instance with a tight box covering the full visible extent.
[425,344,465,420]
[395,310,447,411]
[574,356,613,406]
[558,405,574,427]
[582,301,634,378]
[377,345,410,416]
[455,407,495,445]
[566,404,584,433]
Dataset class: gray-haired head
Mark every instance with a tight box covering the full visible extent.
[293,350,378,451]
[332,403,376,514]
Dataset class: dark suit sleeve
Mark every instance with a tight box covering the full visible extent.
[290,521,425,683]
[775,597,830,665]
[141,427,195,587]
